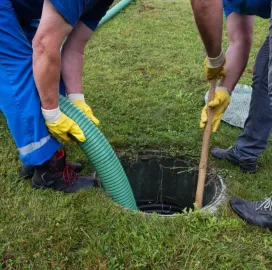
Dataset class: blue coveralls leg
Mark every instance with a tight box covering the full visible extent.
[0,0,61,166]
[234,37,272,160]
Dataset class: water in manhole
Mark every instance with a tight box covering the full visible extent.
[120,153,225,216]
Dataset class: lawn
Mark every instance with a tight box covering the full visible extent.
[0,0,271,269]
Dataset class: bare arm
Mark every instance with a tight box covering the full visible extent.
[191,0,223,57]
[33,0,72,110]
[61,22,93,95]
[220,14,254,91]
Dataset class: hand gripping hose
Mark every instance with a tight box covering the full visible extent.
[59,96,137,210]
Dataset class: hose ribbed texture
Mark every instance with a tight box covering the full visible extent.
[59,96,137,210]
[98,0,133,27]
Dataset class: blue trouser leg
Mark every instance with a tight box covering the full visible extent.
[234,36,272,161]
[269,9,272,108]
[0,1,61,166]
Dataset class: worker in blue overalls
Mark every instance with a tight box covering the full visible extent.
[191,0,272,228]
[0,0,113,192]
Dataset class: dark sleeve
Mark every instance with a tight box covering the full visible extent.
[223,0,242,18]
[80,0,114,30]
[49,0,95,27]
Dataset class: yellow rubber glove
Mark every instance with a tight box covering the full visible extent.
[204,57,226,80]
[71,100,100,126]
[200,88,230,132]
[45,112,86,142]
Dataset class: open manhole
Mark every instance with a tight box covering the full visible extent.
[120,153,225,216]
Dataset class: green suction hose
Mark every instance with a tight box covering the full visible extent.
[59,96,137,210]
[98,0,134,27]
[58,0,136,210]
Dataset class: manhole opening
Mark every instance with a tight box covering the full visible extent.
[121,153,224,216]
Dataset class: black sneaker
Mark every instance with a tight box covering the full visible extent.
[230,197,272,229]
[32,149,98,193]
[20,162,83,179]
[211,147,257,173]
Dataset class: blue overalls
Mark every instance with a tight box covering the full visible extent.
[223,0,272,161]
[0,0,113,165]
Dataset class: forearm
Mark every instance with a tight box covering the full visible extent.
[219,14,254,91]
[220,42,251,91]
[33,46,61,110]
[61,43,85,95]
[191,0,223,57]
[61,22,93,95]
[32,0,72,110]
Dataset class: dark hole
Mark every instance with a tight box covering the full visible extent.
[121,153,223,215]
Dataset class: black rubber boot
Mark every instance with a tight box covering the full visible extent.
[211,147,257,173]
[32,149,98,193]
[230,198,272,229]
[20,162,83,179]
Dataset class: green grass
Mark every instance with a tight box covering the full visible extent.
[1,0,272,269]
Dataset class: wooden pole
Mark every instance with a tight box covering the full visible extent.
[195,79,217,208]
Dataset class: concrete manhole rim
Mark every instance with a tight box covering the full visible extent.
[201,175,226,213]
